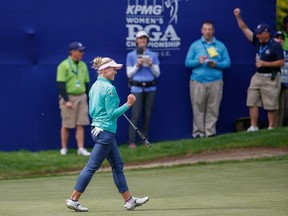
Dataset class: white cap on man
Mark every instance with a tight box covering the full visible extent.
[136,30,149,39]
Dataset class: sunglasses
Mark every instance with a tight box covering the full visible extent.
[275,36,284,40]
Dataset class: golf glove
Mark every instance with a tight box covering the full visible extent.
[91,127,103,137]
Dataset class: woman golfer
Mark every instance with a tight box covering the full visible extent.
[66,57,149,212]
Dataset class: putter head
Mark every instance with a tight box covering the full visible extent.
[144,139,152,148]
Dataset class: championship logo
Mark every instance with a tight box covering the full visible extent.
[126,0,182,57]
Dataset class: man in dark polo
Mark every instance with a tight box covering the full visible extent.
[234,8,285,131]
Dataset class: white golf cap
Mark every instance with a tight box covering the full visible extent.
[99,59,123,71]
[136,30,149,39]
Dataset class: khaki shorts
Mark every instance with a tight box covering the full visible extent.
[59,94,90,128]
[247,73,281,110]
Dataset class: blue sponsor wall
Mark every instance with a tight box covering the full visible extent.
[0,0,277,151]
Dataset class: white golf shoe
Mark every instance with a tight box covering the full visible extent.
[77,148,91,156]
[124,196,149,210]
[247,126,259,132]
[66,199,88,212]
[60,148,68,155]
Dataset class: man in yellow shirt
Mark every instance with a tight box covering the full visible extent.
[56,42,91,156]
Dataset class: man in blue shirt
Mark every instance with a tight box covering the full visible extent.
[185,21,231,138]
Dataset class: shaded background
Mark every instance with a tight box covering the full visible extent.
[0,0,279,151]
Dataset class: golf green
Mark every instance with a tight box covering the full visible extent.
[1,159,287,216]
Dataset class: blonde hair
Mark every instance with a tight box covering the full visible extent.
[91,57,112,73]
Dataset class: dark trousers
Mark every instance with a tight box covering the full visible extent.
[128,91,156,144]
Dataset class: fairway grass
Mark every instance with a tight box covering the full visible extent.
[1,158,288,216]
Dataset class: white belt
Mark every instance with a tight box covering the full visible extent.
[256,72,272,77]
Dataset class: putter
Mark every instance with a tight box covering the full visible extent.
[123,114,152,148]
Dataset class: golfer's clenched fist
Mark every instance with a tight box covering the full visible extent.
[126,94,136,107]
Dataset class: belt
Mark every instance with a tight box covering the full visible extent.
[129,79,156,87]
[69,93,85,96]
[256,72,273,77]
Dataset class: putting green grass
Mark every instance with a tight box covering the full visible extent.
[1,158,288,216]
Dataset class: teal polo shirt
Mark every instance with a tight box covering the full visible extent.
[89,76,129,133]
[57,56,90,94]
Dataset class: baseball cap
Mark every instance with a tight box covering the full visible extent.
[98,59,123,71]
[274,31,284,39]
[136,30,149,39]
[254,23,271,34]
[68,41,87,51]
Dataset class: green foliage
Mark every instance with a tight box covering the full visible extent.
[276,0,288,30]
[0,127,287,180]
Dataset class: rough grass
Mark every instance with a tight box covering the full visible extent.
[0,127,287,180]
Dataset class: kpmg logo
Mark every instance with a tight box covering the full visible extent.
[126,0,182,57]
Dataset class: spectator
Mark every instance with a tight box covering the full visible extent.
[56,41,91,156]
[274,31,288,127]
[234,8,285,131]
[274,31,285,46]
[65,57,149,212]
[126,30,160,148]
[185,21,231,138]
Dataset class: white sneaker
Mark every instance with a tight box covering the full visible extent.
[124,196,149,210]
[77,148,91,156]
[66,199,88,212]
[267,127,274,130]
[247,126,259,132]
[60,148,68,155]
